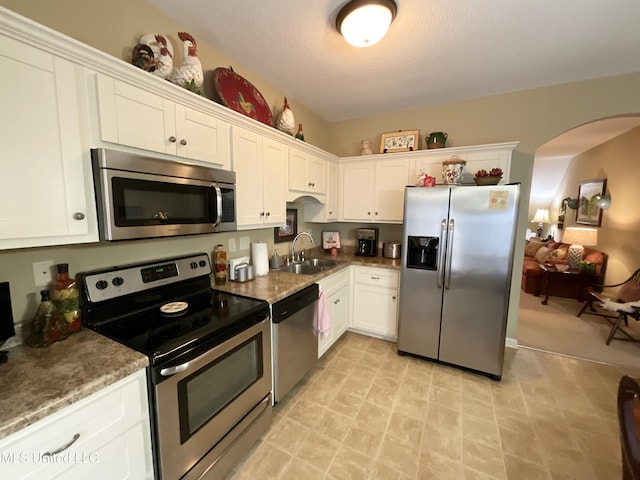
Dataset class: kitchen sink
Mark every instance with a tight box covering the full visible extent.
[279,258,342,275]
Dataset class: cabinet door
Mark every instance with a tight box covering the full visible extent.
[95,75,173,155]
[232,126,263,226]
[0,36,95,249]
[341,162,375,221]
[261,137,287,226]
[288,148,308,192]
[353,283,398,340]
[175,104,229,168]
[374,158,408,222]
[308,154,326,194]
[326,161,339,220]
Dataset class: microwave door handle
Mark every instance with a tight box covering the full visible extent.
[445,219,455,289]
[212,184,222,227]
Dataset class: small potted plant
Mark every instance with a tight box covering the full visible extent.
[474,168,503,185]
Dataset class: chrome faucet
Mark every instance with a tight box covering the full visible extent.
[290,232,314,262]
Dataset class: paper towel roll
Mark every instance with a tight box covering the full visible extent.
[252,242,269,276]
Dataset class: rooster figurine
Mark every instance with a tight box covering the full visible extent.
[276,97,296,136]
[134,33,174,78]
[167,32,203,90]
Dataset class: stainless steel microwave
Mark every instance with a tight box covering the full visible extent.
[91,148,236,241]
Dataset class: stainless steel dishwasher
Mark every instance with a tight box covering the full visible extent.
[272,283,319,403]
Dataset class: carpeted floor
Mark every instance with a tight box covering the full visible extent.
[517,290,640,369]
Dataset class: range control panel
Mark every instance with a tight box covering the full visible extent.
[79,253,211,303]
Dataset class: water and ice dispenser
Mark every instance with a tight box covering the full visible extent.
[406,236,439,270]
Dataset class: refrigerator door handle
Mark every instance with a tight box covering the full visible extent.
[445,219,455,289]
[438,219,447,288]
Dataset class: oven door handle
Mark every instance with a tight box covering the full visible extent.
[160,361,192,377]
[212,184,222,228]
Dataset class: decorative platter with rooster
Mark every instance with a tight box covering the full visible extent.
[213,67,273,127]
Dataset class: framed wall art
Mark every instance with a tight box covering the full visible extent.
[274,208,298,243]
[576,178,606,227]
[380,130,419,153]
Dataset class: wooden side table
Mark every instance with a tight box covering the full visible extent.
[538,263,597,305]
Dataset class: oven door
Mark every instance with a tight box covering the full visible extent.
[153,317,271,480]
[97,168,222,240]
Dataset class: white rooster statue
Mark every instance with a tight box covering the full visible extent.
[167,32,203,92]
[276,97,296,136]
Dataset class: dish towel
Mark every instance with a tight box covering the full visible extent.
[313,287,331,339]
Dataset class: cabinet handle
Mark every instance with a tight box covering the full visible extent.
[180,139,187,146]
[329,211,333,215]
[260,212,265,217]
[370,276,380,280]
[392,296,397,300]
[375,212,378,215]
[367,212,371,216]
[42,433,80,456]
[311,182,315,187]
[333,299,340,305]
[169,136,177,143]
[73,212,85,220]
[265,212,270,217]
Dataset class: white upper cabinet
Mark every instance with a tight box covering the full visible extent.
[93,74,230,169]
[232,125,287,229]
[411,142,518,184]
[288,147,326,197]
[0,33,97,250]
[340,157,408,223]
[304,160,339,223]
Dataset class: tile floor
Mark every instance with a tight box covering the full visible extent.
[228,332,639,479]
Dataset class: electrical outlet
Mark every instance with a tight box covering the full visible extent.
[239,236,250,250]
[228,238,237,252]
[32,260,54,287]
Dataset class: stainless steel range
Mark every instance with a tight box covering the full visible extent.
[77,253,271,480]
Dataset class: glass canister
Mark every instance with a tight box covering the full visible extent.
[25,290,69,347]
[213,244,227,285]
[52,263,82,334]
[442,156,466,185]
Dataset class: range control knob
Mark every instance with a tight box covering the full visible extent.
[190,262,198,269]
[112,277,124,287]
[95,280,108,290]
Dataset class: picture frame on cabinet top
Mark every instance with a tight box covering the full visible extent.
[380,130,419,153]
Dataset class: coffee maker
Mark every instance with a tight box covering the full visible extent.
[355,228,379,257]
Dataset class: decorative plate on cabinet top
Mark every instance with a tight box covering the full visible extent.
[213,67,273,127]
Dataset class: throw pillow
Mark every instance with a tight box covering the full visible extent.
[546,248,567,261]
[535,246,551,263]
[525,241,545,257]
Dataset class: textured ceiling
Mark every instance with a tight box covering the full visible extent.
[148,0,640,122]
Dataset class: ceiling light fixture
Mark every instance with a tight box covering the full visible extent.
[336,0,397,48]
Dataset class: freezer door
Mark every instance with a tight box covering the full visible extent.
[397,187,450,359]
[438,185,520,377]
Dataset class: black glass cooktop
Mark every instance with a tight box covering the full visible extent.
[84,287,269,366]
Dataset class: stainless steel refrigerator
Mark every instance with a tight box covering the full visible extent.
[397,184,520,379]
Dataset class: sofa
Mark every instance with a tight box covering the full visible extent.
[521,239,607,300]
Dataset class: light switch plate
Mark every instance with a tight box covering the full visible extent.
[240,237,250,250]
[228,238,236,252]
[32,261,54,287]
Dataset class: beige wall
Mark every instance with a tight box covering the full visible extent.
[550,126,640,287]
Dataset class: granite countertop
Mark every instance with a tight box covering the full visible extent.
[213,249,401,303]
[0,329,148,440]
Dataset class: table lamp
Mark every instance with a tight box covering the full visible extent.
[562,227,598,270]
[531,209,550,238]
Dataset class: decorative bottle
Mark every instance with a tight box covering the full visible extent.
[213,244,227,285]
[25,290,68,347]
[295,123,305,141]
[52,263,82,334]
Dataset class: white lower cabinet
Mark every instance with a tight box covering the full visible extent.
[316,268,351,358]
[0,370,153,480]
[352,266,399,341]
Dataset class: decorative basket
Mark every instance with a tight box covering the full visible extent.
[473,176,502,185]
[442,156,466,185]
